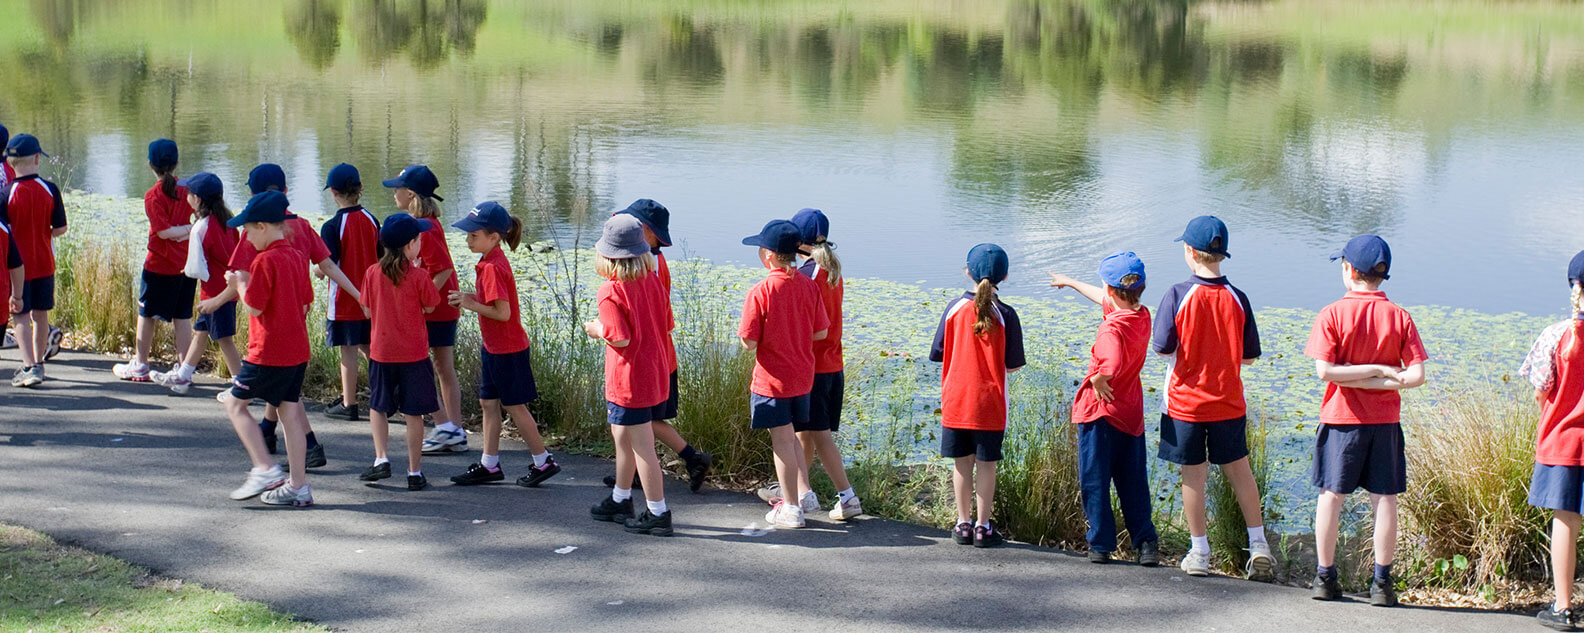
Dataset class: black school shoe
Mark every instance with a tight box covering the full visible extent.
[973,524,1004,548]
[1312,574,1342,601]
[451,463,505,486]
[325,401,360,421]
[1368,578,1398,607]
[591,496,634,523]
[259,422,278,455]
[1538,607,1578,631]
[623,510,674,537]
[359,462,392,481]
[603,473,643,489]
[686,451,713,493]
[952,522,974,545]
[517,457,561,488]
[305,443,327,469]
[1088,549,1111,564]
[1137,540,1161,567]
[408,474,429,491]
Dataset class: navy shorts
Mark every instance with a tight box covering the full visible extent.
[19,275,54,313]
[608,400,666,426]
[1157,415,1249,466]
[652,371,680,421]
[137,270,196,321]
[229,362,307,406]
[369,359,440,417]
[750,392,810,430]
[325,319,371,347]
[426,320,458,348]
[1530,464,1584,513]
[796,371,844,433]
[194,301,237,340]
[941,427,1004,462]
[480,348,538,407]
[1310,423,1406,495]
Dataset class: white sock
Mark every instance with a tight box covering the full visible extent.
[647,499,668,515]
[800,490,817,502]
[612,486,632,502]
[251,465,278,475]
[532,451,550,468]
[957,517,972,526]
[1557,600,1569,613]
[837,488,856,503]
[1190,535,1211,554]
[177,363,197,380]
[481,453,500,469]
[408,471,422,477]
[1247,526,1268,546]
[436,421,461,433]
[976,520,992,529]
[373,457,390,466]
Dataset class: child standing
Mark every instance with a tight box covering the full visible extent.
[151,172,242,393]
[1051,251,1159,565]
[446,201,560,488]
[1153,215,1272,579]
[114,139,196,383]
[1,212,23,368]
[1523,250,1584,630]
[357,213,443,491]
[586,214,674,536]
[2,134,66,388]
[319,163,380,421]
[930,244,1024,548]
[219,191,316,507]
[1305,234,1428,608]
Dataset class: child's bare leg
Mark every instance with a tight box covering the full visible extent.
[953,456,975,522]
[613,426,636,491]
[133,316,155,365]
[369,409,389,461]
[172,319,192,366]
[621,424,666,503]
[1314,489,1346,567]
[1222,457,1266,528]
[279,402,309,488]
[32,311,48,362]
[1553,510,1581,608]
[1369,493,1398,566]
[404,413,424,473]
[430,346,462,425]
[226,397,273,470]
[504,404,546,454]
[216,338,242,375]
[180,331,210,369]
[796,431,816,493]
[1181,462,1210,538]
[337,346,359,407]
[811,430,851,491]
[975,459,998,523]
[652,421,687,453]
[15,312,37,366]
[767,425,802,504]
[480,400,504,459]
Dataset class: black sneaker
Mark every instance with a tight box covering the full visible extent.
[1538,607,1578,631]
[451,463,505,486]
[325,401,359,421]
[359,462,392,481]
[1368,578,1398,607]
[686,450,712,493]
[973,524,1004,548]
[408,474,429,491]
[258,422,278,455]
[603,473,642,489]
[517,457,561,488]
[1088,549,1111,564]
[591,496,633,523]
[1137,540,1161,567]
[1312,573,1343,601]
[951,522,974,545]
[624,510,674,536]
[305,443,327,469]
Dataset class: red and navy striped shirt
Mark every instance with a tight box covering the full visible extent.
[0,174,66,280]
[320,206,381,322]
[929,291,1026,432]
[1152,276,1260,422]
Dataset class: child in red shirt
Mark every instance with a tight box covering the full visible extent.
[447,202,559,489]
[1051,251,1158,565]
[930,243,1024,548]
[151,173,241,394]
[219,191,316,507]
[2,134,66,388]
[115,139,196,383]
[586,214,675,536]
[357,213,443,491]
[1,214,24,368]
[319,164,380,421]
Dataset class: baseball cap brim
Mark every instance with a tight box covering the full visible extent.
[380,176,406,188]
[617,210,672,247]
[451,217,489,233]
[1327,249,1345,261]
[741,234,766,248]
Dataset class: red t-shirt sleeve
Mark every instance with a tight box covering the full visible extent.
[145,191,177,233]
[244,262,273,313]
[358,266,378,309]
[1093,326,1124,376]
[1399,315,1429,366]
[418,228,453,277]
[229,239,256,272]
[1302,309,1338,363]
[418,270,441,309]
[738,286,763,342]
[598,285,632,343]
[477,264,508,306]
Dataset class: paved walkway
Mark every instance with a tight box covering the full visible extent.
[0,351,1530,632]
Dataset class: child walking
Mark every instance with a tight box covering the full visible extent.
[2,134,66,388]
[319,163,380,420]
[151,172,241,393]
[1,213,23,368]
[356,213,443,491]
[1524,250,1584,631]
[586,214,674,536]
[114,139,196,383]
[930,244,1024,548]
[1152,215,1273,579]
[1051,251,1159,564]
[1305,234,1428,608]
[219,191,316,507]
[446,201,560,488]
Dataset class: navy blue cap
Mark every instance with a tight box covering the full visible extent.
[324,163,361,191]
[1567,250,1584,287]
[228,191,290,228]
[5,134,47,159]
[380,212,424,250]
[147,138,178,168]
[1175,215,1230,257]
[1329,234,1391,280]
[247,163,287,195]
[177,172,223,199]
[741,220,802,255]
[615,198,671,247]
[452,201,513,234]
[790,208,829,244]
[967,243,1009,285]
[1098,250,1146,290]
[381,165,443,201]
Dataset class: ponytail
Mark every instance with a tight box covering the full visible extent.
[810,238,841,287]
[153,164,179,200]
[1569,283,1584,356]
[414,195,442,220]
[379,243,410,286]
[501,216,523,251]
[972,278,997,336]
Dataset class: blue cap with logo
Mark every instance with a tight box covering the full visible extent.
[380,212,425,251]
[247,163,287,195]
[1175,215,1230,257]
[741,219,803,255]
[228,191,290,228]
[452,201,513,234]
[615,199,671,247]
[1567,250,1584,287]
[381,164,443,201]
[147,138,178,168]
[967,243,1009,285]
[5,134,48,159]
[177,172,223,199]
[1330,234,1391,280]
[324,163,361,191]
[1098,251,1146,290]
[790,208,829,244]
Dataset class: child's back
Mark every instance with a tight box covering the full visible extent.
[1153,277,1259,422]
[1,172,65,281]
[800,258,844,375]
[741,268,825,397]
[321,206,380,321]
[1073,303,1151,433]
[1525,319,1584,466]
[930,291,1025,430]
[245,242,313,367]
[1306,291,1425,424]
[599,273,671,407]
[360,262,441,364]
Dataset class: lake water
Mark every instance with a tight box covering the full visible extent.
[1,0,1581,314]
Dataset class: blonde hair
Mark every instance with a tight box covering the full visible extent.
[412,195,442,220]
[809,238,841,287]
[768,250,796,272]
[1567,282,1584,356]
[972,278,998,336]
[596,252,656,282]
[1191,243,1227,265]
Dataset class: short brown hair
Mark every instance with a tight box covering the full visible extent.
[1191,240,1227,265]
[1351,262,1389,281]
[1109,274,1144,304]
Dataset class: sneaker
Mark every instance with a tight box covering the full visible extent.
[1537,607,1578,632]
[150,369,191,395]
[229,467,285,500]
[829,496,863,521]
[765,502,805,529]
[1088,549,1111,564]
[516,457,560,488]
[591,496,634,523]
[451,463,505,486]
[45,326,62,360]
[952,522,974,545]
[603,473,642,489]
[324,401,359,421]
[1137,540,1161,567]
[305,443,327,469]
[757,483,782,503]
[1245,542,1276,582]
[28,364,44,385]
[1369,578,1398,607]
[112,361,151,382]
[685,450,712,493]
[260,483,313,507]
[624,510,674,537]
[798,492,820,514]
[11,367,32,388]
[420,427,468,454]
[407,474,428,490]
[1180,550,1211,577]
[973,524,1004,548]
[1312,573,1342,601]
[358,462,392,481]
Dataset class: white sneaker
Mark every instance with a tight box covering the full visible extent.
[1245,541,1276,582]
[150,369,192,395]
[45,326,62,360]
[229,467,285,500]
[757,483,781,503]
[260,483,314,507]
[112,361,151,382]
[765,502,805,529]
[420,427,468,454]
[798,492,821,513]
[11,367,30,388]
[829,496,863,521]
[1180,549,1211,577]
[17,365,42,388]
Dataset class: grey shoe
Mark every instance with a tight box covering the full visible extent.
[305,443,327,469]
[230,467,285,500]
[260,483,314,507]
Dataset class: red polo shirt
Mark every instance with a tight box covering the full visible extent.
[597,275,671,408]
[243,240,314,366]
[320,206,381,322]
[1073,302,1152,436]
[655,250,678,373]
[1152,276,1261,422]
[143,183,193,275]
[929,291,1027,431]
[229,213,330,272]
[0,174,66,280]
[1303,290,1429,425]
[475,246,529,354]
[418,218,461,323]
[0,218,22,303]
[739,268,830,398]
[1526,322,1584,466]
[360,262,441,364]
[196,215,239,300]
[799,258,844,374]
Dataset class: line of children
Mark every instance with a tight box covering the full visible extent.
[319,164,380,421]
[2,133,66,388]
[151,172,242,392]
[114,139,196,383]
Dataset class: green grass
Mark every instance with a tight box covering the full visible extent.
[0,524,324,633]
